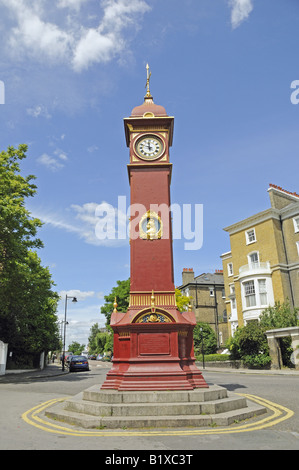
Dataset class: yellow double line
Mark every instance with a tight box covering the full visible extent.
[22,393,294,437]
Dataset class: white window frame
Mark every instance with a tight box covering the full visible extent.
[245,228,256,245]
[209,287,214,297]
[248,251,260,269]
[242,277,272,311]
[227,263,233,276]
[230,285,237,311]
[258,279,268,306]
[293,217,299,233]
[243,280,256,307]
[296,241,299,256]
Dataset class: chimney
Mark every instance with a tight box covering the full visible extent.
[182,268,194,285]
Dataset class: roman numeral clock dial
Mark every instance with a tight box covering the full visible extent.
[135,135,164,160]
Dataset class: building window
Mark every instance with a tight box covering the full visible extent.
[244,280,256,307]
[209,287,214,297]
[230,285,236,310]
[227,263,233,276]
[248,251,259,268]
[246,228,256,244]
[296,241,299,256]
[222,288,225,298]
[258,279,267,305]
[293,217,299,233]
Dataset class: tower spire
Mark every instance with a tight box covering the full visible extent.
[144,63,153,102]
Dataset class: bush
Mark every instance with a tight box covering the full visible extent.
[226,322,271,369]
[193,322,217,355]
[242,354,271,369]
[195,354,230,362]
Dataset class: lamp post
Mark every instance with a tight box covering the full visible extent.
[62,295,78,371]
[200,327,205,369]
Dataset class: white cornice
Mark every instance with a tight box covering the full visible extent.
[223,208,280,235]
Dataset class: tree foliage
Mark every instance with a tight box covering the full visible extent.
[175,288,190,312]
[88,323,113,355]
[259,301,299,329]
[193,322,217,355]
[227,322,271,368]
[68,341,86,355]
[0,145,59,358]
[100,278,130,325]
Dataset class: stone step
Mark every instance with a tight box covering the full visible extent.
[44,383,267,429]
[63,392,247,417]
[82,384,228,404]
[45,399,266,429]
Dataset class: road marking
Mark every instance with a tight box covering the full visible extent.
[22,393,294,437]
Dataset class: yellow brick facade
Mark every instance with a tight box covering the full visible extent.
[221,185,299,336]
[179,269,229,347]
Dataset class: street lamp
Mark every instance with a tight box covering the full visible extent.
[200,327,205,369]
[62,295,78,371]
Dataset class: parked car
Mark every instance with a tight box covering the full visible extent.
[67,355,90,372]
[88,355,97,360]
[96,354,104,361]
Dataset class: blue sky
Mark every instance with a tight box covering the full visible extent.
[0,0,298,348]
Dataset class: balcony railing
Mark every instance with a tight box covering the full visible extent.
[239,261,271,275]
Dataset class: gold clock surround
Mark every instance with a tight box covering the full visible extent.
[134,134,165,161]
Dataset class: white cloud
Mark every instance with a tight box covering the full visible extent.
[59,289,96,301]
[31,201,128,246]
[37,149,68,171]
[229,0,253,29]
[5,0,74,63]
[27,105,51,119]
[1,0,151,71]
[57,0,89,11]
[37,153,65,171]
[72,28,116,71]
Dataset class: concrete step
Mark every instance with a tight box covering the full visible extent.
[63,391,247,418]
[45,398,266,429]
[82,384,228,404]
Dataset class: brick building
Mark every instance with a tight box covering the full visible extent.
[178,268,228,348]
[221,184,299,336]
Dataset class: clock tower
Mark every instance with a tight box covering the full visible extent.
[101,66,208,391]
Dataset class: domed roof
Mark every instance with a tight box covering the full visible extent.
[130,96,168,118]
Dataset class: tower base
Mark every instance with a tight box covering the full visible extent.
[101,306,209,391]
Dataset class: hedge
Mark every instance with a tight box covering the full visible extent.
[195,354,230,362]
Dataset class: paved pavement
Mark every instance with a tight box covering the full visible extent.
[1,361,299,381]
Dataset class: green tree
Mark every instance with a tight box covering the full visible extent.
[260,301,299,367]
[227,322,271,369]
[175,288,190,312]
[68,341,85,355]
[193,322,217,355]
[260,301,299,329]
[0,145,59,362]
[101,278,130,325]
[88,323,101,353]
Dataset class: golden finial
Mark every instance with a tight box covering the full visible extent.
[150,289,156,313]
[188,303,192,312]
[151,289,155,306]
[145,63,153,101]
[113,297,118,313]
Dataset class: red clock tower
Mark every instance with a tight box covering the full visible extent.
[101,66,208,391]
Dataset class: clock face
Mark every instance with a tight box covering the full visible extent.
[135,135,164,160]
